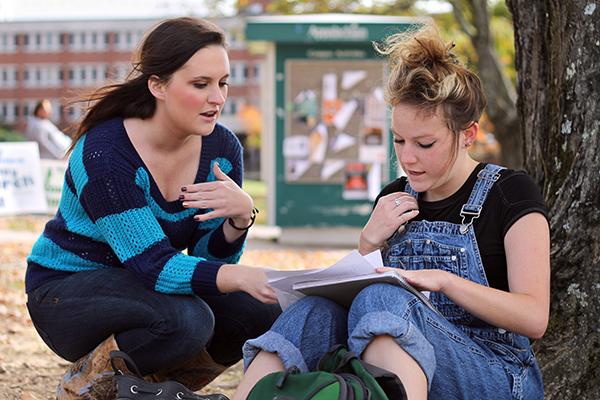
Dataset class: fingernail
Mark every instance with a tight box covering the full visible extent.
[194,216,200,221]
[178,195,184,200]
[182,202,188,208]
[181,187,187,192]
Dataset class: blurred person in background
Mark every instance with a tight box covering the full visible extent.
[24,99,72,159]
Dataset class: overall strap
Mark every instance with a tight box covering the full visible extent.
[403,179,419,198]
[459,164,505,234]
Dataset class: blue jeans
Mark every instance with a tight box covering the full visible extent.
[244,284,543,400]
[27,268,281,375]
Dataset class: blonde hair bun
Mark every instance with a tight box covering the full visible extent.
[376,24,486,133]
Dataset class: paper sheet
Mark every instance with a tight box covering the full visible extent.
[283,136,310,158]
[330,133,356,153]
[321,160,345,180]
[342,70,367,90]
[267,250,384,310]
[333,100,358,131]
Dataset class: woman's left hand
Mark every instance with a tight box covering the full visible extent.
[375,267,451,293]
[181,162,254,223]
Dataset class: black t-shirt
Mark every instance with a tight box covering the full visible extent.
[375,163,548,291]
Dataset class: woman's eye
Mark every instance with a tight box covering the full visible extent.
[419,142,435,149]
[219,81,229,87]
[393,138,405,144]
[193,83,208,89]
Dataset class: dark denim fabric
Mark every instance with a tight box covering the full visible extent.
[27,267,280,375]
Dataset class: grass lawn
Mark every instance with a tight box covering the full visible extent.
[243,179,267,225]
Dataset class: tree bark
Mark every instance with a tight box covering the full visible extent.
[449,0,522,168]
[507,0,600,398]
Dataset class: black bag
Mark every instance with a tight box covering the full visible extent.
[109,350,229,400]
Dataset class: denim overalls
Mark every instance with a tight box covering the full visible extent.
[243,164,544,400]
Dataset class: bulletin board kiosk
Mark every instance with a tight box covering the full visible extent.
[246,15,423,244]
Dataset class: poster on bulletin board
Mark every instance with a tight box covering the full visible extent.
[283,59,387,200]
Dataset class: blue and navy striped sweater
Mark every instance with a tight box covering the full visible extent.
[26,117,246,296]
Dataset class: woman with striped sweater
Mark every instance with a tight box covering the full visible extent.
[25,17,280,400]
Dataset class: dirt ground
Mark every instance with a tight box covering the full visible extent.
[0,216,350,399]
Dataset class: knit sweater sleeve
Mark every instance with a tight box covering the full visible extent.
[188,127,247,264]
[73,134,223,296]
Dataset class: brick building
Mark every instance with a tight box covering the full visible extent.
[0,16,263,137]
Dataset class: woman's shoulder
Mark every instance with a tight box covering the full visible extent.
[70,118,136,178]
[78,118,127,154]
[495,167,545,206]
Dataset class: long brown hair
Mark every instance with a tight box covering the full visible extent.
[68,17,226,153]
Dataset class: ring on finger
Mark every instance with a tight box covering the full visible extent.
[394,197,403,207]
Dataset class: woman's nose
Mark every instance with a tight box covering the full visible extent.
[208,85,226,105]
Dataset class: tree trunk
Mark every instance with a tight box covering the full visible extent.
[507,0,600,398]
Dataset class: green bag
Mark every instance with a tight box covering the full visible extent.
[247,345,406,400]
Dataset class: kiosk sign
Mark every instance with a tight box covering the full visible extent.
[0,142,47,215]
[307,24,369,41]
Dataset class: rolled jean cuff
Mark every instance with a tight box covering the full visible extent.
[242,331,309,372]
[348,311,436,389]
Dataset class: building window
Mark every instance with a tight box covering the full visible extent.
[0,101,18,123]
[253,64,260,81]
[0,33,16,53]
[230,65,237,82]
[0,66,17,89]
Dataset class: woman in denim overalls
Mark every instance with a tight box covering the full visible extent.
[234,25,550,400]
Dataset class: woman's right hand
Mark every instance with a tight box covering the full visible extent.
[359,192,419,254]
[216,264,278,304]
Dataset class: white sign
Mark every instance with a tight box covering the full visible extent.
[0,142,48,216]
[40,159,68,214]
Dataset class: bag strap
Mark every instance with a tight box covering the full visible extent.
[275,366,300,389]
[317,344,351,371]
[359,360,407,400]
[110,350,143,377]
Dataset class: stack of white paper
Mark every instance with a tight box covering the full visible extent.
[266,250,383,310]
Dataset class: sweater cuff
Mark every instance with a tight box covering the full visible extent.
[191,260,224,295]
[208,221,248,258]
